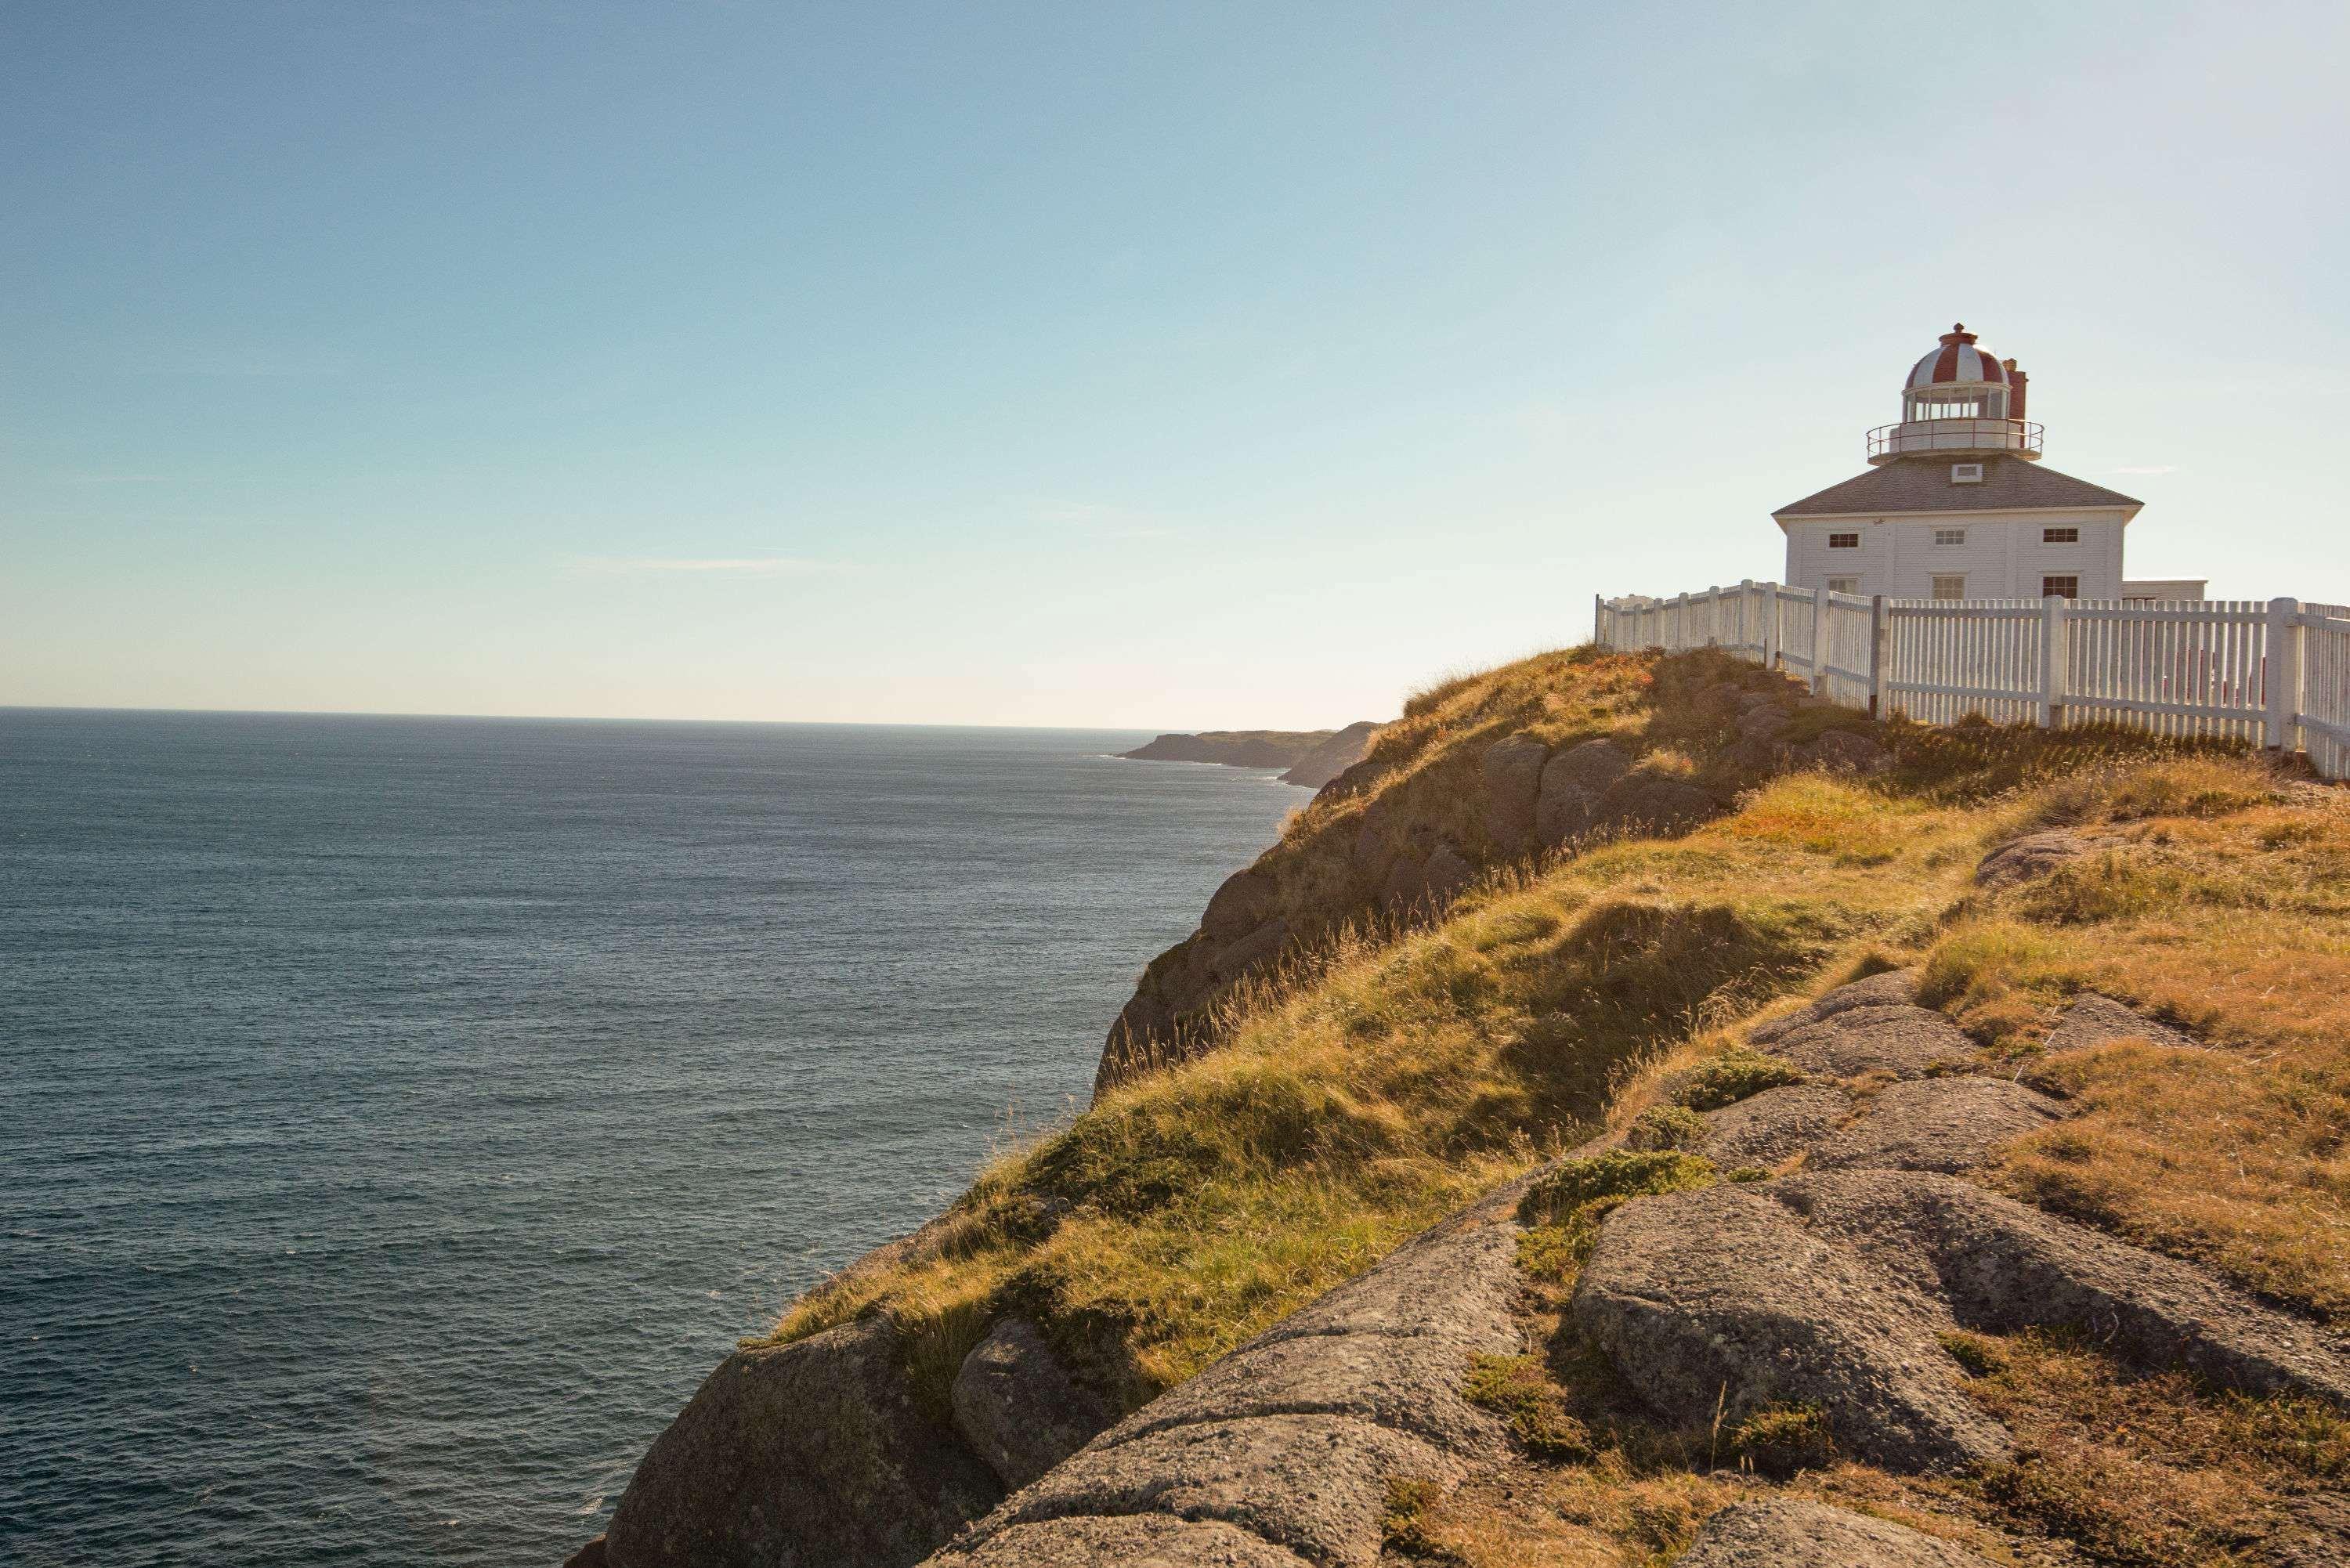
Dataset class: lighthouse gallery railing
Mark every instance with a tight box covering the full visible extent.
[1593,582,2350,782]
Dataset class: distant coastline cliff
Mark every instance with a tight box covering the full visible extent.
[1116,721,1379,788]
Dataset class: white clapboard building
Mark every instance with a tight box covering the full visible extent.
[1774,324,2203,604]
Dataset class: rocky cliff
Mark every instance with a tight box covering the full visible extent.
[572,646,2350,1568]
[1274,721,1379,789]
[1117,729,1342,770]
[1095,650,1887,1095]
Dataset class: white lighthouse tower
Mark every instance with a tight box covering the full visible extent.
[1772,324,2202,603]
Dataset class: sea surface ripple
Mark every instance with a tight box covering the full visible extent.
[0,710,1303,1566]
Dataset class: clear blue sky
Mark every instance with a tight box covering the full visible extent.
[5,2,2345,727]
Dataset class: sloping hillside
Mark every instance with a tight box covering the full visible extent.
[573,647,2350,1568]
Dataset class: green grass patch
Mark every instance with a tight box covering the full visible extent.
[1462,1353,1593,1461]
[1661,1049,1806,1111]
[1622,1103,1708,1151]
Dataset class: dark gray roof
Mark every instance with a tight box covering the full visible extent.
[1773,456,2143,518]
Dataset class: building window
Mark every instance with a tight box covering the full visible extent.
[1932,575,1967,601]
[1828,576,1858,594]
[1932,527,1967,546]
[1949,463,1983,483]
[2043,526,2079,544]
[1828,532,1859,549]
[2043,575,2079,600]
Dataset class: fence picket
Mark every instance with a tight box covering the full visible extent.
[1596,580,2348,781]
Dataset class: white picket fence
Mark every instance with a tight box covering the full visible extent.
[1593,581,2350,782]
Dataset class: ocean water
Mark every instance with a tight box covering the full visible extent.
[0,710,1305,1567]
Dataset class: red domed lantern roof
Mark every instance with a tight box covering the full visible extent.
[1906,323,2009,388]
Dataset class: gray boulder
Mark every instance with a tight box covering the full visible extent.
[1806,1077,2063,1176]
[1100,1306,1511,1461]
[1546,738,1633,794]
[1786,1170,2350,1408]
[1701,1083,1850,1170]
[1350,796,1403,881]
[958,1413,1457,1566]
[934,1514,1310,1566]
[1571,1185,2010,1473]
[1534,779,1599,847]
[1974,829,2093,888]
[1200,869,1278,943]
[1594,774,1717,836]
[1378,851,1427,914]
[1480,734,1550,853]
[1206,918,1288,985]
[951,1318,1115,1493]
[922,1179,1528,1568]
[1386,844,1476,915]
[1679,1498,1997,1566]
[1422,844,1475,904]
[1770,1005,1976,1080]
[2045,992,2197,1053]
[602,1317,1002,1568]
[1748,970,1922,1046]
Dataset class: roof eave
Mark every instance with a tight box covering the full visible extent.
[1771,501,2143,523]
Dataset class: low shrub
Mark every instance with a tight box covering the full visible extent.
[1622,1103,1709,1152]
[1516,1150,1716,1281]
[1661,1050,1806,1111]
[1729,1402,1833,1476]
[1462,1353,1593,1461]
[1518,1149,1718,1226]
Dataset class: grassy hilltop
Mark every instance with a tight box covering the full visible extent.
[765,646,2350,1566]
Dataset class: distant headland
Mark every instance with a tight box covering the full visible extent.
[1118,721,1379,788]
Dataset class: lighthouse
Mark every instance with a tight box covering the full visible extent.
[1771,325,2202,602]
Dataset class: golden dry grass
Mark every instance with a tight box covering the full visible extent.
[765,645,2350,1498]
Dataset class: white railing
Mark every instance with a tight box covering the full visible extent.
[1593,581,2350,782]
[1865,418,2044,460]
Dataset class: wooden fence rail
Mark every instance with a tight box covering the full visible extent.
[1593,580,2350,782]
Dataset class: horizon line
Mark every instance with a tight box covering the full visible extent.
[0,700,1334,735]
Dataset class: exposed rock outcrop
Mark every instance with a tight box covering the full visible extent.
[602,1317,1002,1568]
[952,1319,1116,1493]
[1678,1499,1997,1566]
[925,1185,1530,1568]
[1973,828,2094,888]
[1786,1169,2350,1408]
[1767,1005,1974,1080]
[940,1515,1310,1567]
[1097,667,1828,1093]
[1805,1077,2063,1176]
[1574,1183,2012,1472]
[1479,734,1550,854]
[1578,1164,2350,1476]
[1699,1082,1851,1169]
[2044,991,2198,1053]
[1748,969,1920,1044]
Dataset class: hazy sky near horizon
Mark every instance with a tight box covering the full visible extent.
[5,2,2346,728]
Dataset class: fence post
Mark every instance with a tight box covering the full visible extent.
[1762,583,1781,671]
[1677,592,1690,650]
[2266,596,2304,752]
[2038,594,2070,728]
[1593,593,1606,649]
[1810,587,1829,695]
[1867,594,1889,717]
